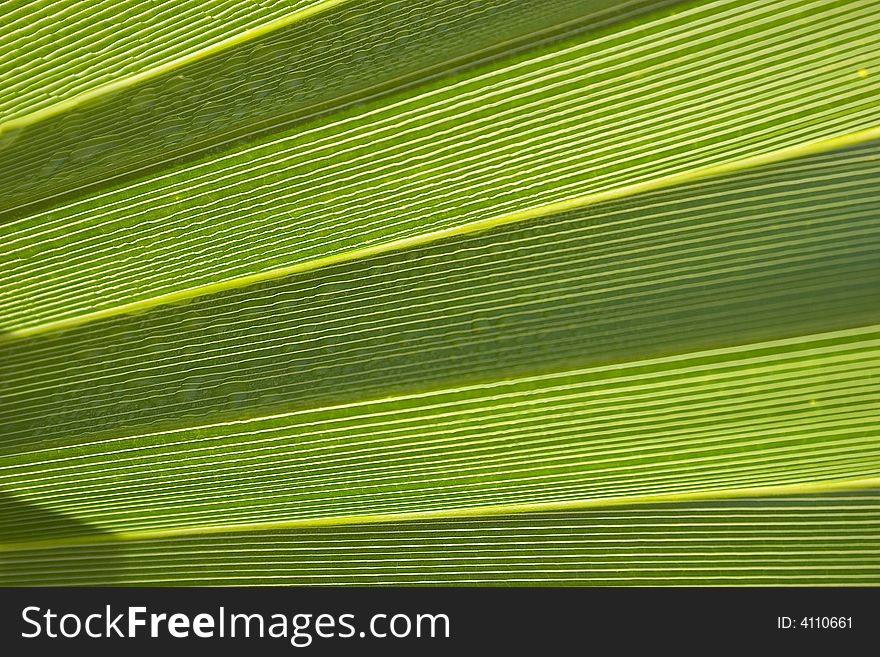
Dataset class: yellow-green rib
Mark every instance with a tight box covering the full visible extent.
[2,492,878,586]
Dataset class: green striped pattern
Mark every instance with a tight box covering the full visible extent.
[0,0,316,121]
[2,0,877,332]
[2,493,878,585]
[0,0,878,586]
[0,326,878,542]
[2,143,879,449]
[0,0,630,213]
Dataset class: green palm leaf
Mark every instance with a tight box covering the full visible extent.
[1,0,878,585]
